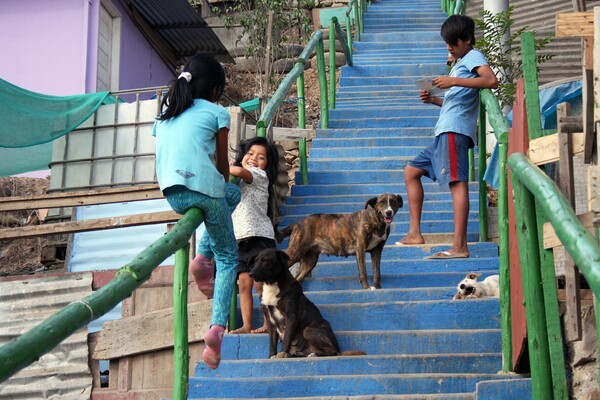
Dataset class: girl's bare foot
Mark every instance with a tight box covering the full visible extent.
[395,233,425,245]
[251,325,268,334]
[230,326,252,334]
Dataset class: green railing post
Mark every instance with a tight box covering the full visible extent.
[299,137,308,185]
[477,102,488,241]
[479,89,511,372]
[297,73,306,129]
[329,18,337,110]
[354,0,361,41]
[346,14,353,60]
[510,175,553,400]
[521,31,569,399]
[0,208,205,383]
[173,243,190,400]
[316,37,329,129]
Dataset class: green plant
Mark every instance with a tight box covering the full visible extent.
[211,0,314,98]
[474,6,553,110]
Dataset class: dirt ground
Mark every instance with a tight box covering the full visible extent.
[0,68,324,278]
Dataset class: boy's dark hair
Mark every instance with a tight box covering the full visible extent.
[234,136,280,220]
[440,15,475,46]
[158,54,226,120]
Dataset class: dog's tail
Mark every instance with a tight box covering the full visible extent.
[274,223,295,243]
[341,350,367,356]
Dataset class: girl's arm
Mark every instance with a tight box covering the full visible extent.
[229,165,253,183]
[433,65,498,90]
[215,127,230,182]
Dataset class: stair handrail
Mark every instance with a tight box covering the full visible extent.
[478,88,511,373]
[256,0,363,184]
[0,207,203,396]
[508,152,600,397]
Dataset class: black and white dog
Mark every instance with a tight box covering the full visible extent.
[249,248,364,358]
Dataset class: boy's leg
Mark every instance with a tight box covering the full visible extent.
[397,164,427,245]
[448,181,470,257]
[230,272,254,334]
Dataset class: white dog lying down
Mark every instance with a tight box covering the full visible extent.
[453,273,500,300]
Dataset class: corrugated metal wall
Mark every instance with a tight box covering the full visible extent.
[0,274,93,399]
[466,0,600,85]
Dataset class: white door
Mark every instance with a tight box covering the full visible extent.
[97,2,120,92]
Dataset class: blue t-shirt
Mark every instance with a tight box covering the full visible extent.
[434,48,488,143]
[152,99,230,198]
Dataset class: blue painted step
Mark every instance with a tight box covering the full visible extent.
[197,353,502,378]
[289,182,480,196]
[215,329,502,361]
[188,373,522,398]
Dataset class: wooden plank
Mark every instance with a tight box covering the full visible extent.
[557,103,582,342]
[0,185,162,212]
[92,300,213,360]
[528,132,585,165]
[590,166,600,227]
[556,12,594,37]
[543,211,596,249]
[0,210,180,240]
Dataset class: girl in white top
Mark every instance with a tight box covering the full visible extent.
[228,137,279,334]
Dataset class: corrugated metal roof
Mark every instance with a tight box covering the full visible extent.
[0,273,93,399]
[123,0,234,70]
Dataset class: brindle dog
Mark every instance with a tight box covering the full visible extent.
[277,193,403,289]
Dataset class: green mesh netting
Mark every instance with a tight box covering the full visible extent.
[0,77,111,177]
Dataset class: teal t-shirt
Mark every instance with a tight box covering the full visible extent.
[153,99,231,198]
[435,48,488,143]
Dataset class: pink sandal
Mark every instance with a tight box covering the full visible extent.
[202,325,225,369]
[190,254,215,298]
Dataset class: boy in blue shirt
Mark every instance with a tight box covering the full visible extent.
[396,15,498,259]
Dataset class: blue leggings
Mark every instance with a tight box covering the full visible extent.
[164,183,240,327]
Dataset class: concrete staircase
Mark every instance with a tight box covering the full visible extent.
[189,0,532,398]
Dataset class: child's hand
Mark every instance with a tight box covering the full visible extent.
[420,90,434,104]
[433,75,454,89]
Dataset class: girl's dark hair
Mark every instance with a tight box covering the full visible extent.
[440,15,475,46]
[158,54,226,120]
[233,136,279,221]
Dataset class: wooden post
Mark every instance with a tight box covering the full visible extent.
[511,176,553,400]
[316,37,329,129]
[557,103,582,342]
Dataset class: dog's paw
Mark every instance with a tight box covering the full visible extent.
[274,351,290,358]
[307,353,317,358]
[369,286,377,291]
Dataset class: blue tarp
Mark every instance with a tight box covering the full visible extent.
[483,79,582,188]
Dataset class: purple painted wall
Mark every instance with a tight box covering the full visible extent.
[0,0,174,96]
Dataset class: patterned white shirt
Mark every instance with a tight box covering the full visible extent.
[232,167,274,241]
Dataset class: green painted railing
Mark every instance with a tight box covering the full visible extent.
[0,208,204,400]
[508,153,599,400]
[478,90,511,373]
[255,0,363,184]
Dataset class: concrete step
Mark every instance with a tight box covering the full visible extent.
[280,198,479,214]
[283,191,476,204]
[311,136,433,148]
[316,127,433,138]
[340,65,446,78]
[196,353,503,378]
[328,107,440,120]
[188,373,520,398]
[289,182,480,196]
[326,115,439,128]
[280,209,480,225]
[191,395,475,400]
[309,146,429,158]
[217,329,502,360]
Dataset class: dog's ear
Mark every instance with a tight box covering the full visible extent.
[466,273,481,280]
[365,197,378,209]
[277,250,290,266]
[396,194,403,208]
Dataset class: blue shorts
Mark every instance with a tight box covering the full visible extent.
[409,132,473,185]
